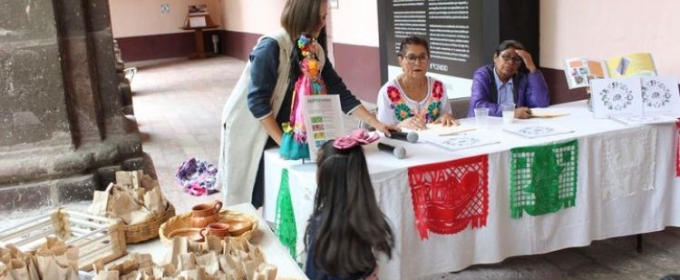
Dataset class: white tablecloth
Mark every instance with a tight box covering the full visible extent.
[263,100,680,280]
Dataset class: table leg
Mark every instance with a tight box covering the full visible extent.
[191,28,206,59]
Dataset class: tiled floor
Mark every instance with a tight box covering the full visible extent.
[5,56,680,279]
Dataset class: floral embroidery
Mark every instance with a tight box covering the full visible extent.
[387,86,402,103]
[427,101,440,120]
[432,81,444,99]
[395,103,412,121]
[388,79,446,122]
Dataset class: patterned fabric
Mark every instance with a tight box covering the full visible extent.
[176,157,218,195]
[677,120,680,177]
[599,126,656,201]
[510,140,578,219]
[387,80,445,123]
[407,155,489,240]
[275,168,297,258]
[280,35,327,160]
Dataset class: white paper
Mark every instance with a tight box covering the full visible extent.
[640,76,680,115]
[610,115,678,125]
[302,95,345,161]
[403,123,476,137]
[426,134,499,151]
[591,77,643,119]
[189,16,207,28]
[502,124,574,139]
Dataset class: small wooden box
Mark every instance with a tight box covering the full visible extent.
[0,209,127,271]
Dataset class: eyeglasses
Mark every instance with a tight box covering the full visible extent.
[500,54,522,64]
[402,53,429,64]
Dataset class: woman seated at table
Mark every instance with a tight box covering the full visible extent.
[376,36,457,130]
[467,40,550,119]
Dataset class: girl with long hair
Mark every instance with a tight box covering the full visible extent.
[305,130,394,280]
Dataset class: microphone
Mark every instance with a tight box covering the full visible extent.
[378,143,406,159]
[386,131,418,143]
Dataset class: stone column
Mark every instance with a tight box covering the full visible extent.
[0,0,155,213]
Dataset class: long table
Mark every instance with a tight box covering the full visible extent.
[263,100,680,280]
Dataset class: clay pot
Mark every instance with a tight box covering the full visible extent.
[227,218,254,237]
[205,222,230,239]
[190,200,223,228]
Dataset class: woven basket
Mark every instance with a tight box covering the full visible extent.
[159,209,258,243]
[123,202,176,244]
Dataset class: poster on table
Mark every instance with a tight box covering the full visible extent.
[302,95,345,161]
[590,77,643,119]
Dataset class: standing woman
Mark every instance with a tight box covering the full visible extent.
[217,0,395,207]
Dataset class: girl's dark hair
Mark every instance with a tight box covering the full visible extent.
[397,35,430,57]
[495,39,525,56]
[305,140,394,278]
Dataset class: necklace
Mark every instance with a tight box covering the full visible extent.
[399,75,428,101]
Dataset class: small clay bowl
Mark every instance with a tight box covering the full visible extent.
[206,222,230,239]
[167,228,205,242]
[227,219,254,237]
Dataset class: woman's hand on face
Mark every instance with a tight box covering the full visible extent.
[398,115,427,130]
[514,107,532,119]
[433,114,458,127]
[515,49,537,72]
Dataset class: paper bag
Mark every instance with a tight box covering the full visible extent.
[195,252,220,276]
[93,270,119,280]
[252,263,277,280]
[203,236,225,255]
[8,259,31,280]
[115,171,143,189]
[241,246,264,280]
[141,175,157,192]
[177,253,197,272]
[177,266,205,280]
[170,237,189,267]
[110,189,152,225]
[88,183,114,216]
[143,187,166,216]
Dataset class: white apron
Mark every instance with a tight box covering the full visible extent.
[217,29,326,206]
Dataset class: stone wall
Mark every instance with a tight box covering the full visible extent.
[0,0,154,213]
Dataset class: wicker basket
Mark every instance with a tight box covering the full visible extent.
[159,209,258,243]
[123,202,176,244]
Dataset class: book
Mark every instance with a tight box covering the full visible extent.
[502,125,574,139]
[563,52,657,89]
[426,135,499,151]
